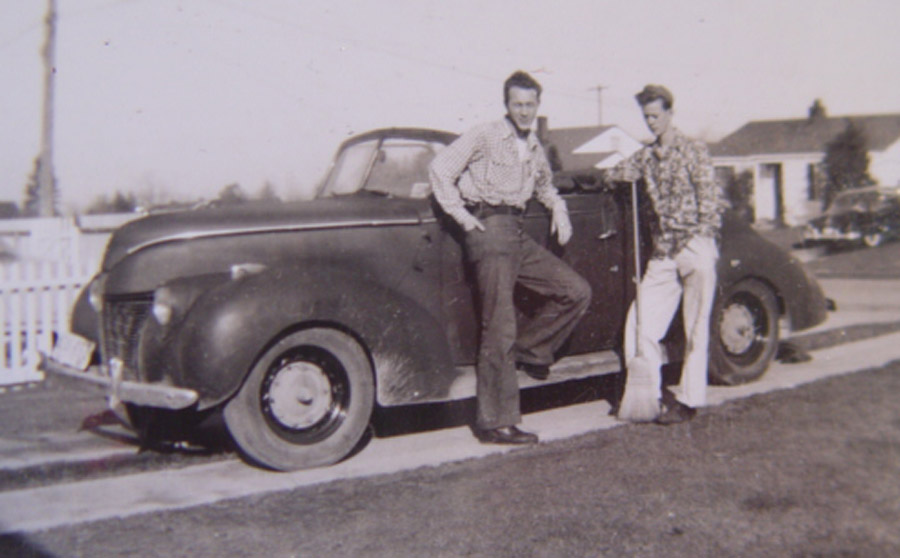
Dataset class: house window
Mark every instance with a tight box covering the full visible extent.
[760,163,785,226]
[807,163,826,201]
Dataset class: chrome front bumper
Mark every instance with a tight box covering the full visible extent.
[803,227,860,242]
[39,354,199,410]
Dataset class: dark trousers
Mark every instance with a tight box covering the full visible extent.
[465,215,592,429]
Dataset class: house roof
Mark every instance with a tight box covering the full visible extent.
[710,113,900,158]
[545,125,615,170]
[558,151,619,170]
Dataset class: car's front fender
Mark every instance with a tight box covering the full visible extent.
[141,262,459,410]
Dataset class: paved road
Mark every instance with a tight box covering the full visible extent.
[801,278,900,332]
[1,277,899,535]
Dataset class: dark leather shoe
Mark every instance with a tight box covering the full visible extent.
[655,399,697,425]
[517,362,551,381]
[472,425,539,445]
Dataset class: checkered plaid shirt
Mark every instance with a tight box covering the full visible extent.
[610,128,722,259]
[429,119,563,226]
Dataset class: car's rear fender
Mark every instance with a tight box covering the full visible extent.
[143,262,458,410]
[718,216,827,333]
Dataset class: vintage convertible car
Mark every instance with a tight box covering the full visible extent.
[42,128,828,471]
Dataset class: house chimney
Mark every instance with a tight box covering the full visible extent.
[808,99,827,120]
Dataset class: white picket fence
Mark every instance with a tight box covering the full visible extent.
[1,260,96,386]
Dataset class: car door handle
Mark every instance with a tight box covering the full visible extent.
[597,229,617,240]
[412,231,432,272]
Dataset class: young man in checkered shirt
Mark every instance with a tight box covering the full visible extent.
[429,70,592,445]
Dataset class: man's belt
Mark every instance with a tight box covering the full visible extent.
[467,202,525,219]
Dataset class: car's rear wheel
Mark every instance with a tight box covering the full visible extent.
[862,231,883,248]
[224,327,375,471]
[709,278,779,385]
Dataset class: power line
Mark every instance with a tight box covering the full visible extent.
[204,0,596,105]
[0,21,40,51]
[0,0,136,51]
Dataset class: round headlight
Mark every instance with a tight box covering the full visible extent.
[88,274,107,312]
[152,287,175,325]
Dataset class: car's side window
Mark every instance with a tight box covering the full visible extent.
[321,141,380,196]
[365,140,445,199]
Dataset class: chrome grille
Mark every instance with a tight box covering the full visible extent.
[101,294,153,376]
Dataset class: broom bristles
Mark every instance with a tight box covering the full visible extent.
[617,356,660,422]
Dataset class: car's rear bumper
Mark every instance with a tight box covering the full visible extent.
[39,354,199,410]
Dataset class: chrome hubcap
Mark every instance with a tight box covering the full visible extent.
[720,303,758,355]
[265,361,333,429]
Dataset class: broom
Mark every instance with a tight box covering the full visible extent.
[616,180,661,422]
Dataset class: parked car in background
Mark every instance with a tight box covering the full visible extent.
[803,186,900,248]
[42,128,829,471]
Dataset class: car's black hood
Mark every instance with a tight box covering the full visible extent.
[102,195,429,270]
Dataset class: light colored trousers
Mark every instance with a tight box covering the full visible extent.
[624,235,718,408]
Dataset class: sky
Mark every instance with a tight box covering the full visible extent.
[2,0,899,213]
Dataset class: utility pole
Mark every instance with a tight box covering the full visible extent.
[38,0,58,217]
[589,84,606,126]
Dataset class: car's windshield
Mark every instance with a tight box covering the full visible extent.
[830,190,879,212]
[318,138,444,200]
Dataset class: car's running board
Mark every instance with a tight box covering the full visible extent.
[445,350,621,401]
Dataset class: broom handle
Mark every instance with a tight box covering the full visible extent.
[631,180,642,357]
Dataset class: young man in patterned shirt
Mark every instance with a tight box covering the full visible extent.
[607,84,723,424]
[429,70,592,445]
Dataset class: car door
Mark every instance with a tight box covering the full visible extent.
[431,205,479,365]
[360,137,450,322]
[543,188,630,353]
[436,186,633,366]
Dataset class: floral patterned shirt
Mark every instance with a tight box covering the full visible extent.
[429,119,563,227]
[609,128,722,259]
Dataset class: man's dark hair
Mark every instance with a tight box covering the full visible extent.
[635,84,674,110]
[504,71,542,104]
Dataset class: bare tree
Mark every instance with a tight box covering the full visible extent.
[257,181,281,201]
[216,183,249,205]
[22,157,58,217]
[85,191,138,214]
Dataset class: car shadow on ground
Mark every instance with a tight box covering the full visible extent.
[372,372,626,437]
[372,361,714,438]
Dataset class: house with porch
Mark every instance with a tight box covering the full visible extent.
[710,101,900,226]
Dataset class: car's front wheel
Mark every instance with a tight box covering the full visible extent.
[224,327,375,471]
[708,278,779,385]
